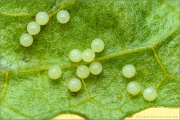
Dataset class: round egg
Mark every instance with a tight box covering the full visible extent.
[89,62,103,75]
[48,65,62,80]
[68,78,82,92]
[76,65,90,79]
[35,12,49,25]
[19,33,33,47]
[27,21,41,35]
[56,10,70,24]
[122,64,136,78]
[82,49,95,62]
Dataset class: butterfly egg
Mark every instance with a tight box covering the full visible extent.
[56,10,70,24]
[143,87,158,101]
[122,64,136,78]
[82,49,95,62]
[27,21,41,35]
[19,33,33,47]
[68,78,82,92]
[69,49,82,62]
[127,81,141,95]
[35,12,49,25]
[89,62,103,75]
[91,38,105,52]
[48,65,62,80]
[76,65,90,79]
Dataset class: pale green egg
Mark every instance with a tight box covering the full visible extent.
[91,38,104,52]
[82,49,95,62]
[143,87,158,101]
[27,21,41,35]
[69,49,82,62]
[48,65,62,80]
[56,10,70,24]
[122,64,136,78]
[68,78,82,92]
[19,33,33,47]
[76,65,90,79]
[35,12,49,25]
[127,81,141,95]
[89,62,103,75]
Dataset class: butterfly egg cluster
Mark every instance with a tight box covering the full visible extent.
[68,38,104,77]
[69,39,104,63]
[19,10,70,47]
[19,11,48,47]
[122,64,158,101]
[18,8,159,100]
[66,39,104,92]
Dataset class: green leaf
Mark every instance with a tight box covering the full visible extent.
[0,0,179,119]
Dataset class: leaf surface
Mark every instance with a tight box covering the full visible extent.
[0,0,179,119]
